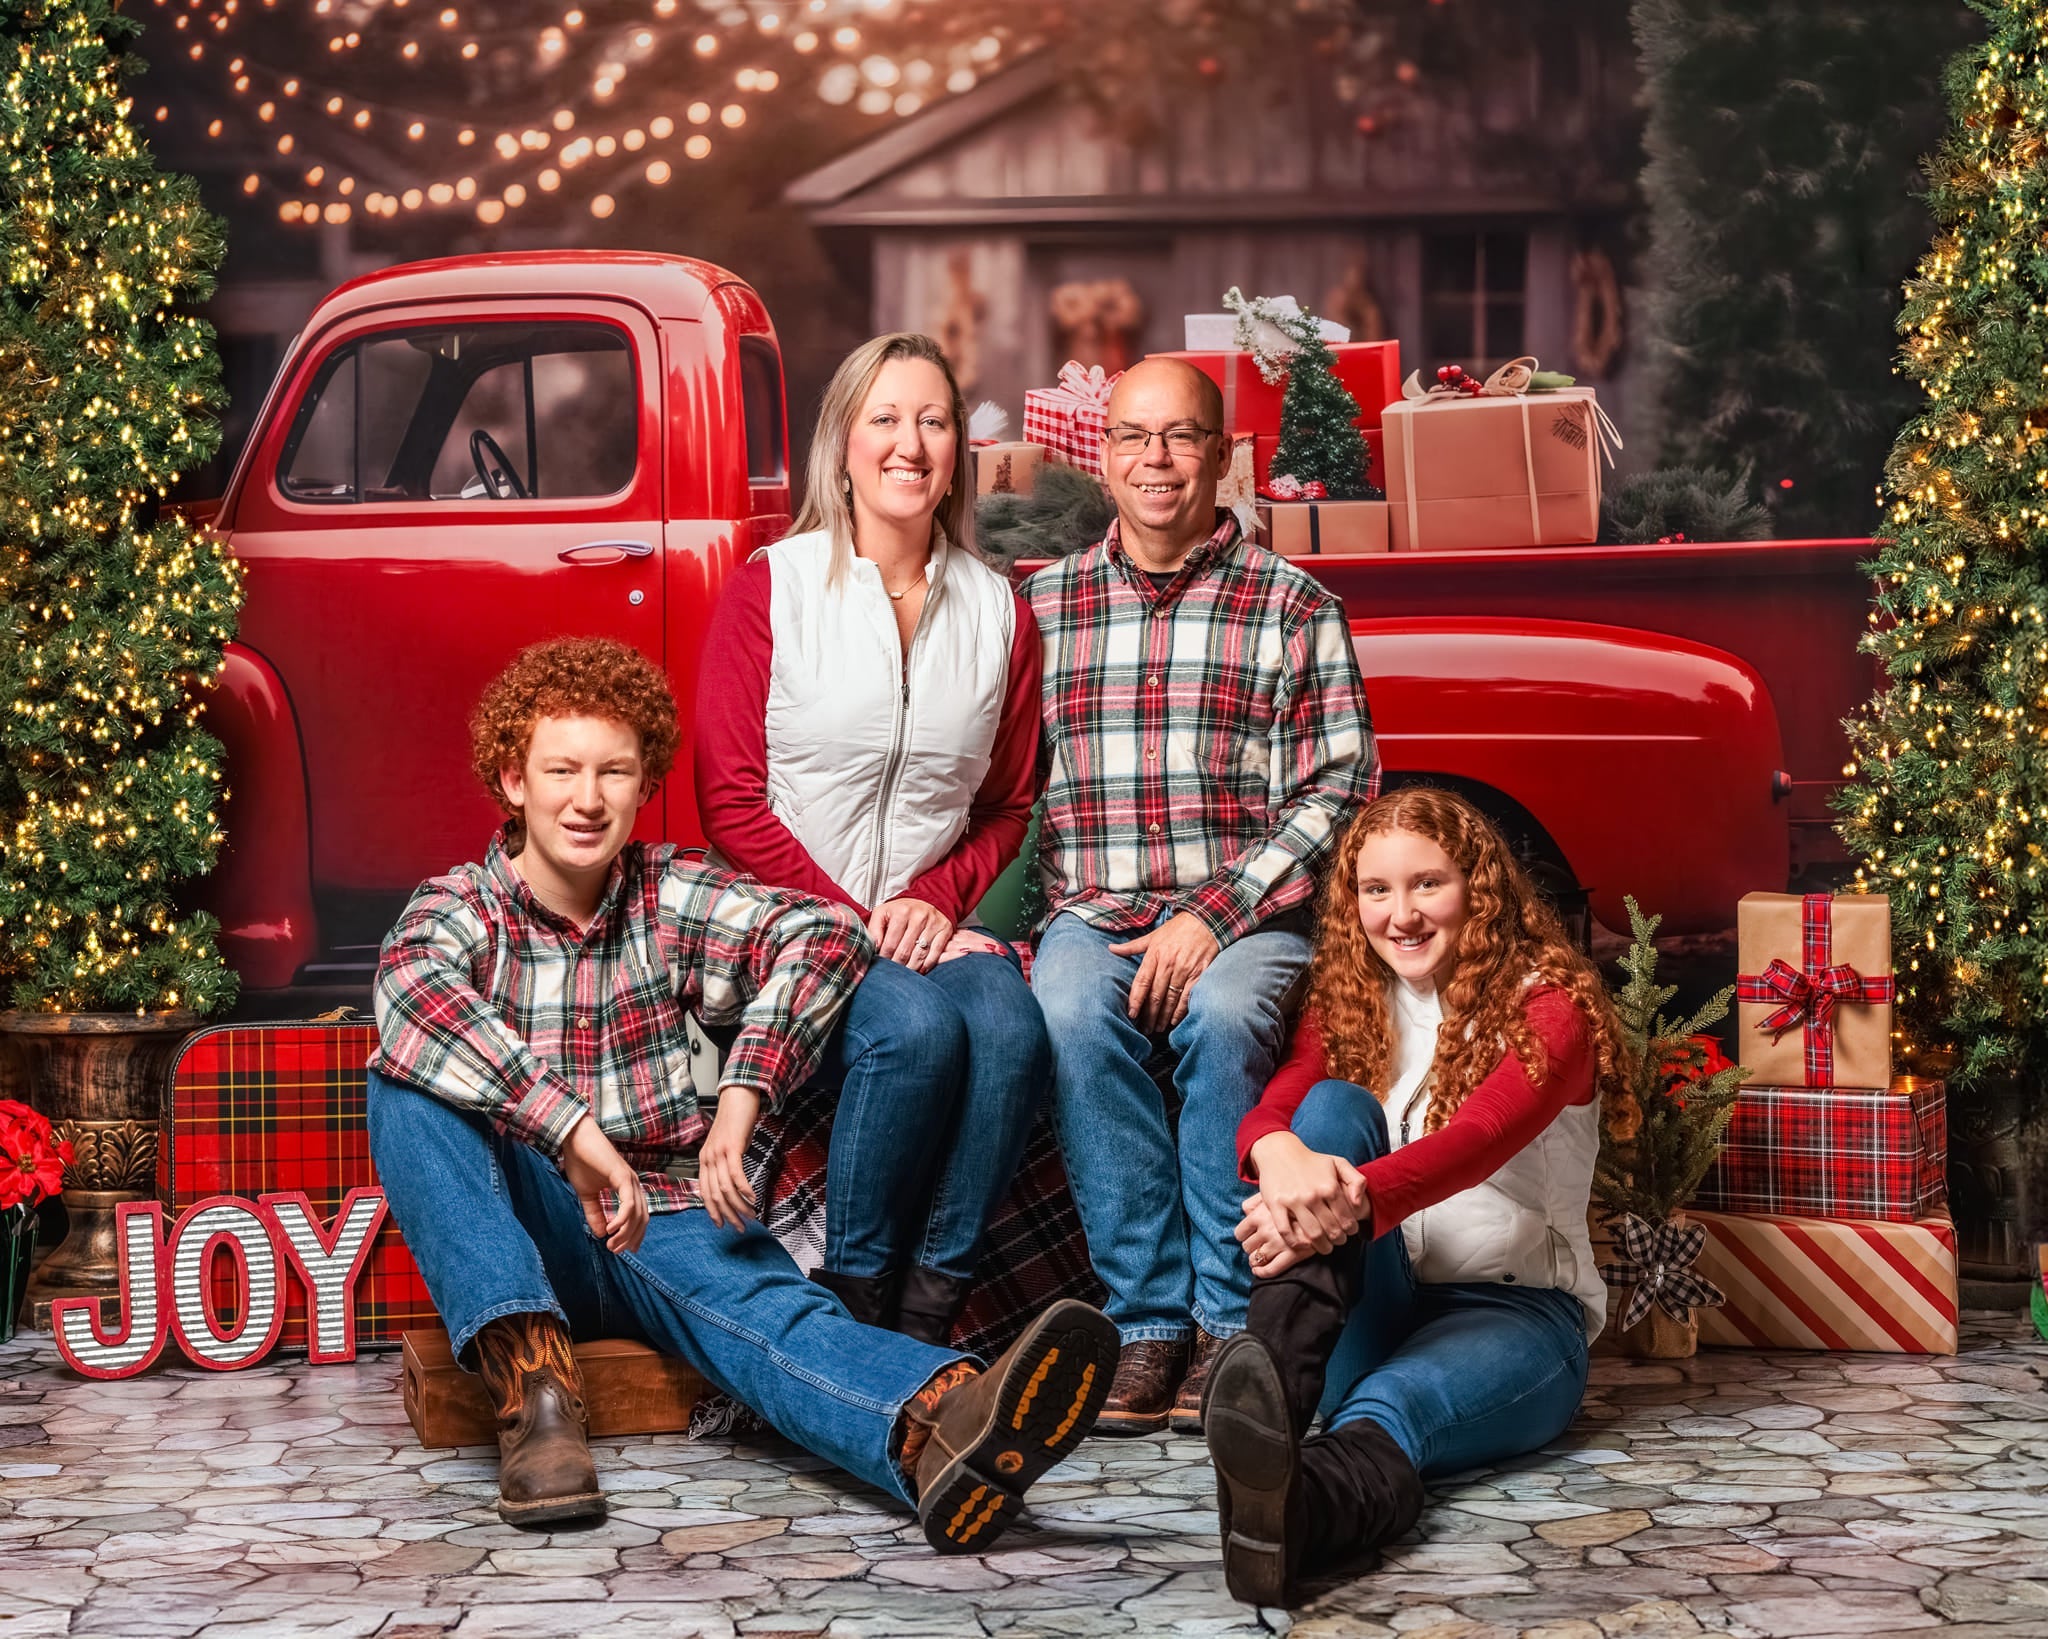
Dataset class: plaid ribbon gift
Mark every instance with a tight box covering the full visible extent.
[1735,893,1895,1085]
[1022,361,1120,470]
[1692,1078,1946,1223]
[1595,1211,1726,1331]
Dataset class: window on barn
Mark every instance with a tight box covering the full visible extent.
[1422,232,1528,375]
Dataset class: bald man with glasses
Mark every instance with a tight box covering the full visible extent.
[1023,357,1377,1436]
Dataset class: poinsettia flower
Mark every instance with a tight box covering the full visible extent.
[0,1102,71,1209]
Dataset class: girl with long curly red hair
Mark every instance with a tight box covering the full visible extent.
[1201,786,1630,1607]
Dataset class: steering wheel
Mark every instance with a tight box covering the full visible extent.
[469,427,529,499]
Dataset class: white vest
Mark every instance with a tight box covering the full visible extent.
[756,529,1018,911]
[1382,977,1608,1339]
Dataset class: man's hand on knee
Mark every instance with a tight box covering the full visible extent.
[560,1114,650,1254]
[1109,911,1221,1033]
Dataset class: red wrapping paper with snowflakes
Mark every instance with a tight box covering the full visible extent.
[1691,1207,1957,1355]
[1692,1076,1946,1224]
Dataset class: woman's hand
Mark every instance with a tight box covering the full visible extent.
[698,1084,763,1230]
[868,897,955,973]
[1247,1131,1370,1254]
[1235,1197,1310,1280]
[559,1114,649,1254]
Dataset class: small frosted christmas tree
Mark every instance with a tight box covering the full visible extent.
[1836,0,2048,1088]
[0,0,243,1014]
[1226,290,1374,500]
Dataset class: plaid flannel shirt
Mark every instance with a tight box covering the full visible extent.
[1024,514,1376,944]
[371,826,872,1212]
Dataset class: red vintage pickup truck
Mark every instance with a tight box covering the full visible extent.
[193,250,1875,997]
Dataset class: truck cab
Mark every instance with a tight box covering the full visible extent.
[199,252,790,991]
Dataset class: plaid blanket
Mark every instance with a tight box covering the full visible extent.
[165,1020,1103,1364]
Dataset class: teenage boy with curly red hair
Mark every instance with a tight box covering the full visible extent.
[367,636,1113,1551]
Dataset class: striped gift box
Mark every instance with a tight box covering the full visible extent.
[161,1022,437,1351]
[1691,1207,1958,1355]
[1691,1077,1945,1223]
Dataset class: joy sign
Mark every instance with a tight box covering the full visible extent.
[52,1190,389,1379]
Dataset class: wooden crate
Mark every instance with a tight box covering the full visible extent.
[401,1329,708,1450]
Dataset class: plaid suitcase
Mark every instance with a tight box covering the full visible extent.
[161,1021,436,1350]
[162,1019,1103,1361]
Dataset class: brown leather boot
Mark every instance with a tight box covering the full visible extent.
[471,1312,606,1528]
[1093,1336,1190,1435]
[903,1298,1117,1555]
[1168,1326,1228,1434]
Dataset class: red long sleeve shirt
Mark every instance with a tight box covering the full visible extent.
[693,558,1044,921]
[1237,987,1596,1240]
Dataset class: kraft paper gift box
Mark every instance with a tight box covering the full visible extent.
[1734,892,1894,1090]
[1380,382,1613,551]
[972,441,1046,498]
[1257,500,1390,557]
[1691,1075,1945,1223]
[1691,1207,1958,1355]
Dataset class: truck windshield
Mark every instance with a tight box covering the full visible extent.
[276,321,636,503]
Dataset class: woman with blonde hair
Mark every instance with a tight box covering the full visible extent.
[693,332,1045,1346]
[1202,786,1630,1606]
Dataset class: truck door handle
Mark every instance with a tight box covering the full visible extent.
[558,539,654,565]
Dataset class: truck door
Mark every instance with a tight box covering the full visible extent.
[228,301,666,975]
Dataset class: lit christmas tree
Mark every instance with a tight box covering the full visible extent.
[0,0,243,1014]
[1837,0,2048,1087]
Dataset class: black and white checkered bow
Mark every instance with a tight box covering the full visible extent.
[1597,1212,1726,1331]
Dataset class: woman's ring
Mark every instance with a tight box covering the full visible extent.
[914,937,931,949]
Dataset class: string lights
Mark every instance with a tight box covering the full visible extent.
[144,0,1012,225]
[0,0,244,1014]
[1839,2,2048,1083]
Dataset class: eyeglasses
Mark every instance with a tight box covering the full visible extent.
[1103,423,1221,457]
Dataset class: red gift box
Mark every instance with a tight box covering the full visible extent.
[1691,1076,1946,1224]
[162,1022,435,1351]
[1152,341,1400,492]
[1023,361,1118,470]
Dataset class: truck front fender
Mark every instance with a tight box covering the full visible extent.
[188,643,318,990]
[1354,617,1788,935]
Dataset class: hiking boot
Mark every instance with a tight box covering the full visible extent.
[903,1298,1117,1554]
[471,1312,606,1528]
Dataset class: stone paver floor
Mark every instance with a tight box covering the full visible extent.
[2,1313,2045,1638]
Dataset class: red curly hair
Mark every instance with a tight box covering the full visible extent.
[1305,787,1631,1132]
[469,637,680,832]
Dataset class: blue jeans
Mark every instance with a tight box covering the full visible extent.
[814,951,1048,1281]
[1287,1079,1591,1478]
[365,1071,962,1506]
[1032,911,1309,1342]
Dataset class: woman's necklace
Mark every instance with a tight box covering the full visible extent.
[886,572,927,602]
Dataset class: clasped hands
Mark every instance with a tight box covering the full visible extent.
[1237,1131,1371,1279]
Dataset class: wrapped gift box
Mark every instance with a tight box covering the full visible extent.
[1692,1076,1945,1223]
[1151,342,1400,491]
[1257,499,1390,557]
[1691,1207,1958,1355]
[973,441,1047,498]
[1184,300,1349,352]
[1023,362,1118,471]
[1735,892,1894,1089]
[1381,385,1612,551]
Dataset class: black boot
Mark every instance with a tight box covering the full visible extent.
[1296,1419,1425,1578]
[811,1266,900,1329]
[1244,1233,1365,1437]
[896,1266,973,1346]
[1204,1335,1423,1607]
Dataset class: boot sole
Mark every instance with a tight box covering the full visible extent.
[1167,1402,1205,1435]
[1203,1335,1295,1607]
[496,1488,607,1528]
[1092,1405,1172,1436]
[918,1299,1118,1555]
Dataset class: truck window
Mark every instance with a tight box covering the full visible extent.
[739,334,786,484]
[277,321,637,504]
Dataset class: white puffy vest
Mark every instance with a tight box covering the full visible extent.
[756,529,1018,911]
[1382,978,1609,1339]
